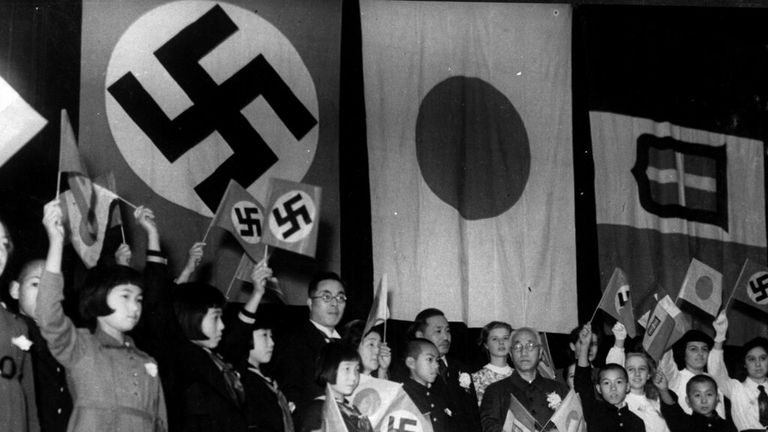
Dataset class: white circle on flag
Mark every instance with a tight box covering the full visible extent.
[105,1,318,216]
[381,410,427,432]
[268,190,316,243]
[747,271,768,305]
[230,201,263,244]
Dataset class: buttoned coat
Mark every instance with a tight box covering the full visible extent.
[0,304,40,432]
[36,271,167,432]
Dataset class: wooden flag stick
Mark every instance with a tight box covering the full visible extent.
[120,224,126,244]
[723,261,748,313]
[224,273,237,300]
[118,195,138,209]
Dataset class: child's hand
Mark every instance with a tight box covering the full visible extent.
[133,206,157,233]
[378,342,392,371]
[652,370,668,391]
[250,260,274,297]
[612,322,627,342]
[183,242,205,273]
[43,199,65,243]
[114,243,132,266]
[713,312,728,343]
[578,324,592,354]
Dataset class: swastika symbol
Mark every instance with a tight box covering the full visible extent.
[387,416,418,432]
[231,202,262,243]
[615,285,630,310]
[107,4,317,211]
[748,273,768,304]
[270,191,315,242]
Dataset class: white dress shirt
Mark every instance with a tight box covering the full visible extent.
[708,347,767,431]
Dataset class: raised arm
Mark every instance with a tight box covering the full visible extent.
[174,241,205,284]
[36,199,84,367]
[605,322,627,366]
[707,312,736,398]
[218,259,269,363]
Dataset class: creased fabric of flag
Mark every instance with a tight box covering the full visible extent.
[362,0,576,332]
[592,110,767,344]
[0,75,46,168]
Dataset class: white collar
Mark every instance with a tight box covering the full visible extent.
[310,320,340,339]
[484,363,513,375]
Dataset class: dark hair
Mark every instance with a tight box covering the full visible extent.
[315,342,361,387]
[342,319,382,349]
[79,265,143,323]
[408,308,445,338]
[173,282,226,341]
[598,362,628,382]
[307,272,345,297]
[673,330,713,368]
[742,336,768,361]
[686,374,717,396]
[478,321,512,349]
[568,322,601,346]
[14,259,44,284]
[405,338,437,362]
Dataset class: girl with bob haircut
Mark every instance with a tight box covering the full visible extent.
[710,312,768,431]
[295,342,374,432]
[130,204,272,432]
[471,320,513,406]
[607,323,670,432]
[36,200,166,432]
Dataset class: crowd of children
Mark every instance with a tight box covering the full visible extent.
[1,200,768,432]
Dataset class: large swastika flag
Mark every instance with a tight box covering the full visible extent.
[0,75,46,169]
[78,0,341,303]
[361,1,576,332]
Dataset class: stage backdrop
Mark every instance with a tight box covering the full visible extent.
[583,6,768,344]
[78,0,341,303]
[362,0,577,332]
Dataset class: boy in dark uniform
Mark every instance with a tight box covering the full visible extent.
[654,372,737,432]
[10,259,71,432]
[402,338,452,432]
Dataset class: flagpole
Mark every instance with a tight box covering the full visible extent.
[120,224,126,244]
[724,260,748,313]
[118,195,138,209]
[224,273,237,300]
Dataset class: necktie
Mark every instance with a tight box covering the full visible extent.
[439,358,448,383]
[210,352,245,406]
[758,384,768,427]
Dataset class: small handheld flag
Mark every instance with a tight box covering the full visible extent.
[677,258,722,318]
[262,178,322,258]
[598,268,637,338]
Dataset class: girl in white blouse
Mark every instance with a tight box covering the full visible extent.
[607,322,671,432]
[471,321,513,406]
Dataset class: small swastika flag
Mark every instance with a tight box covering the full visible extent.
[262,177,322,258]
[597,268,637,338]
[731,258,768,315]
[209,180,265,262]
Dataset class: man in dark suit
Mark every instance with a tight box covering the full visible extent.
[480,326,569,432]
[411,308,481,432]
[271,272,347,411]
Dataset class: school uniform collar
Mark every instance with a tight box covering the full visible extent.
[94,326,136,349]
[309,320,341,340]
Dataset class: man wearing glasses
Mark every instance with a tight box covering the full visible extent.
[271,272,347,413]
[480,327,568,432]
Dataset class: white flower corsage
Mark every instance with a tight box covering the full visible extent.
[546,392,562,410]
[459,372,471,389]
[11,335,33,351]
[444,407,453,417]
[144,362,158,378]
